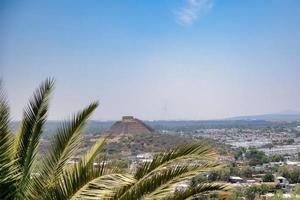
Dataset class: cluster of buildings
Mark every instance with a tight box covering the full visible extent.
[260,145,300,156]
[192,127,297,148]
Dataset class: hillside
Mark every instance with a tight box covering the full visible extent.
[103,132,193,158]
[97,116,192,158]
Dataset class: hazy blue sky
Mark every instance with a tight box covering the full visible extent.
[1,0,300,120]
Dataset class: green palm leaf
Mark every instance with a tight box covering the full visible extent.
[115,143,220,200]
[80,136,108,168]
[143,163,222,199]
[51,159,106,200]
[71,173,136,200]
[46,102,98,179]
[117,162,219,200]
[13,78,54,199]
[135,143,217,180]
[32,102,98,199]
[49,136,109,199]
[42,135,135,200]
[0,81,19,199]
[14,78,54,171]
[67,171,135,200]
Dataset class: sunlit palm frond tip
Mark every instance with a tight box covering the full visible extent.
[14,78,54,172]
[135,142,217,180]
[32,102,98,199]
[114,143,220,200]
[12,78,54,199]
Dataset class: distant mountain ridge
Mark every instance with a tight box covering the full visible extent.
[227,111,300,121]
[10,112,300,139]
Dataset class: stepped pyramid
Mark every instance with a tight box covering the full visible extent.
[107,116,154,135]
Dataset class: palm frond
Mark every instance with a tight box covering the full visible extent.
[69,172,136,200]
[51,160,105,200]
[115,143,219,200]
[32,102,98,199]
[47,136,112,199]
[117,162,217,200]
[47,155,135,200]
[0,81,19,199]
[13,78,54,199]
[117,165,189,200]
[14,78,54,174]
[135,142,217,180]
[80,136,108,168]
[144,162,222,200]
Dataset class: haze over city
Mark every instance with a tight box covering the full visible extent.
[1,0,300,120]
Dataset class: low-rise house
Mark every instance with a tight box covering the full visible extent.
[136,153,153,162]
[254,165,266,172]
[269,162,284,167]
[219,155,235,162]
[245,179,256,184]
[276,176,289,189]
[229,176,243,183]
[286,160,300,167]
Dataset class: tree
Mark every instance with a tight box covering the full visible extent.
[269,154,284,162]
[244,185,269,200]
[0,79,229,200]
[278,166,300,184]
[234,147,246,161]
[262,172,274,182]
[207,168,230,182]
[244,186,258,200]
[245,148,268,166]
[240,166,253,178]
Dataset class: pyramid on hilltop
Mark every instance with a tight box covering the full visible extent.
[107,116,154,135]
